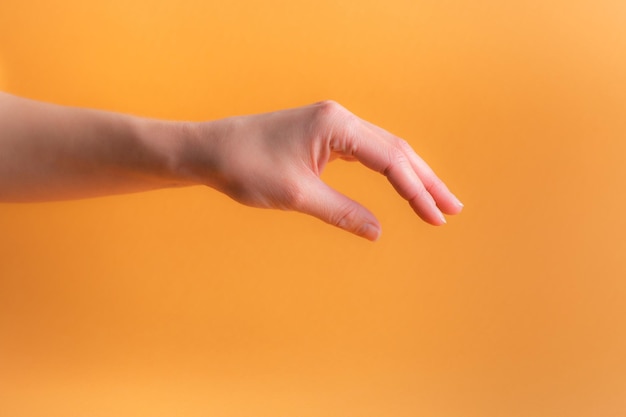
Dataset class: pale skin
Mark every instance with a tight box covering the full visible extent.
[0,92,463,241]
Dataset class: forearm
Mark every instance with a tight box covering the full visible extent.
[0,92,195,201]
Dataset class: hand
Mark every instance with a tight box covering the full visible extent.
[184,100,463,241]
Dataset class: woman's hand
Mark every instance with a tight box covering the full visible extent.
[0,92,462,241]
[183,101,463,241]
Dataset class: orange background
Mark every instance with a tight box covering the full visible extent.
[1,1,626,416]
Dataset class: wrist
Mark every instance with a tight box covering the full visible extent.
[166,118,229,190]
[131,117,200,188]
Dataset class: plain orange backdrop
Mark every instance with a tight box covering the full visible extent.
[1,1,626,416]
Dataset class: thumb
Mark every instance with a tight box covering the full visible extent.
[297,178,382,241]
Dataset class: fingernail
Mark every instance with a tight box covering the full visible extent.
[454,195,464,208]
[360,223,381,241]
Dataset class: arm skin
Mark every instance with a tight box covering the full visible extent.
[0,92,462,241]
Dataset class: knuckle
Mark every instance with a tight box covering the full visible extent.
[403,185,430,207]
[420,176,435,193]
[412,186,431,204]
[382,147,408,175]
[315,99,343,114]
[424,176,444,194]
[396,137,411,151]
[312,100,349,126]
[311,100,360,156]
[390,146,407,163]
[332,203,360,230]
